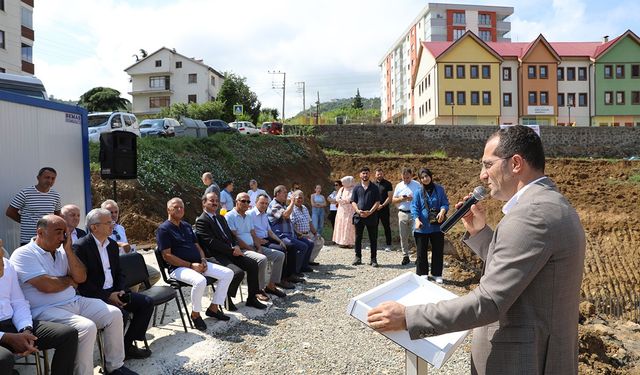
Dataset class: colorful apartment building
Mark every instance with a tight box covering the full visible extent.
[379,3,513,125]
[0,0,35,75]
[413,30,640,126]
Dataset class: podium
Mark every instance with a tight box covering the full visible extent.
[346,272,469,374]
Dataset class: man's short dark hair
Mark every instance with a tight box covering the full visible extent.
[492,125,545,172]
[38,167,57,176]
[360,166,370,173]
[257,193,269,201]
[375,167,383,173]
[221,180,233,189]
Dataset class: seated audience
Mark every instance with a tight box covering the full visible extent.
[10,215,137,375]
[61,204,86,244]
[157,198,234,331]
[195,192,266,310]
[268,185,313,274]
[0,240,78,375]
[73,208,154,360]
[290,190,321,265]
[226,193,286,299]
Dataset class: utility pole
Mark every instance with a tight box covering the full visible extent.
[296,81,306,124]
[268,70,286,122]
[315,91,320,125]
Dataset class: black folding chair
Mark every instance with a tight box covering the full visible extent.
[153,248,217,330]
[119,252,188,334]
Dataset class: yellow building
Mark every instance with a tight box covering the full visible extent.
[414,32,502,125]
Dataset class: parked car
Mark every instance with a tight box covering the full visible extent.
[229,121,260,135]
[260,121,283,135]
[139,118,177,138]
[203,119,238,135]
[0,72,48,100]
[87,112,140,142]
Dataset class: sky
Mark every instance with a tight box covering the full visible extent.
[33,0,640,118]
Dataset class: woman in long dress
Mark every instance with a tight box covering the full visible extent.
[332,176,356,247]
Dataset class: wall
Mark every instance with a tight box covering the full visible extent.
[291,124,640,159]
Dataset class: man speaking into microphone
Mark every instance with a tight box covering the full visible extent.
[367,125,585,374]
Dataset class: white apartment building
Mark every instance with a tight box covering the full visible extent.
[0,0,35,75]
[380,2,513,124]
[556,60,591,126]
[124,47,225,116]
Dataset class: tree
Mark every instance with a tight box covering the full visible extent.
[217,72,261,123]
[78,87,130,112]
[352,88,364,109]
[258,107,279,123]
[158,100,225,120]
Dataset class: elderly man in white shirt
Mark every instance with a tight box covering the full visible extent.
[0,241,78,375]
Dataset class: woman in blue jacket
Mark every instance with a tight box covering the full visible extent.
[411,167,449,283]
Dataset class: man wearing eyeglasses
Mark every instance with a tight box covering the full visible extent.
[368,125,586,375]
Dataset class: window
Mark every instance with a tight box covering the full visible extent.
[0,30,5,49]
[21,7,33,29]
[188,73,197,84]
[444,65,453,78]
[482,91,491,105]
[539,65,548,79]
[155,60,162,67]
[616,91,625,105]
[567,67,576,81]
[471,91,480,105]
[149,96,170,108]
[453,12,465,24]
[445,91,454,105]
[427,74,431,87]
[528,66,536,79]
[604,91,613,105]
[453,28,465,40]
[479,30,492,42]
[188,94,197,103]
[176,61,182,68]
[456,65,465,79]
[21,43,32,62]
[632,65,640,78]
[558,93,565,107]
[479,14,491,26]
[481,65,491,79]
[528,91,537,105]
[0,0,4,11]
[503,93,512,107]
[567,93,576,107]
[470,65,479,79]
[578,67,587,81]
[540,91,549,105]
[149,76,169,89]
[578,93,588,107]
[557,67,564,80]
[632,91,640,105]
[604,65,613,79]
[502,67,511,81]
[616,65,625,79]
[457,91,466,105]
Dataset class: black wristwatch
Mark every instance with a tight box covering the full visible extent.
[19,326,33,333]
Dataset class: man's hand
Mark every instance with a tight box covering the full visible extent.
[191,262,205,273]
[0,332,39,356]
[66,275,78,289]
[232,246,244,257]
[258,238,269,245]
[436,210,446,223]
[108,291,126,308]
[118,242,132,253]
[359,210,370,218]
[458,194,487,236]
[200,259,208,272]
[367,301,407,332]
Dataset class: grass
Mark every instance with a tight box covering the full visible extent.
[630,172,640,184]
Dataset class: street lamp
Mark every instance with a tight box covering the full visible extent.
[567,95,574,126]
[451,104,454,126]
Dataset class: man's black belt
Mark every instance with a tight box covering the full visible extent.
[398,209,411,213]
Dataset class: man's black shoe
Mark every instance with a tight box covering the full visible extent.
[287,276,305,283]
[191,316,207,331]
[226,298,238,311]
[308,262,320,266]
[276,280,295,289]
[108,366,139,375]
[246,297,268,310]
[265,286,286,298]
[300,267,314,273]
[352,257,362,266]
[371,260,379,268]
[205,308,230,321]
[125,345,151,360]
[401,256,410,265]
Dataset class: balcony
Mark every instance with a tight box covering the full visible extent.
[497,21,511,32]
[128,86,174,95]
[21,60,34,74]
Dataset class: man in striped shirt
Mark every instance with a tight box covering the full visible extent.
[6,167,62,246]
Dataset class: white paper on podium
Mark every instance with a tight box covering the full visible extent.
[346,272,469,369]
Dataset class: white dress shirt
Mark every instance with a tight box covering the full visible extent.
[93,235,114,290]
[502,176,547,214]
[0,257,34,340]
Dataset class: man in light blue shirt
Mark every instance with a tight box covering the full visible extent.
[392,168,422,265]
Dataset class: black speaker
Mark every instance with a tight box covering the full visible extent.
[100,132,138,179]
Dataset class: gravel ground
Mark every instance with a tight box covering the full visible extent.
[81,245,472,375]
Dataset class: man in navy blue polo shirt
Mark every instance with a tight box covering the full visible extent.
[351,167,381,267]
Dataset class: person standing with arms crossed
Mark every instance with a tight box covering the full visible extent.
[368,125,586,374]
[351,167,380,267]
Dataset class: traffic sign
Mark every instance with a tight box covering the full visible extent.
[233,104,243,116]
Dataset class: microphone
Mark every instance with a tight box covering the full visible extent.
[440,186,488,233]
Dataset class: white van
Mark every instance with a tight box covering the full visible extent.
[0,72,48,100]
[87,112,141,142]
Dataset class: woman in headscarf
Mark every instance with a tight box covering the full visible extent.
[411,167,449,283]
[332,176,356,248]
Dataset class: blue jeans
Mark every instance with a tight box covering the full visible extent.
[312,207,325,236]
